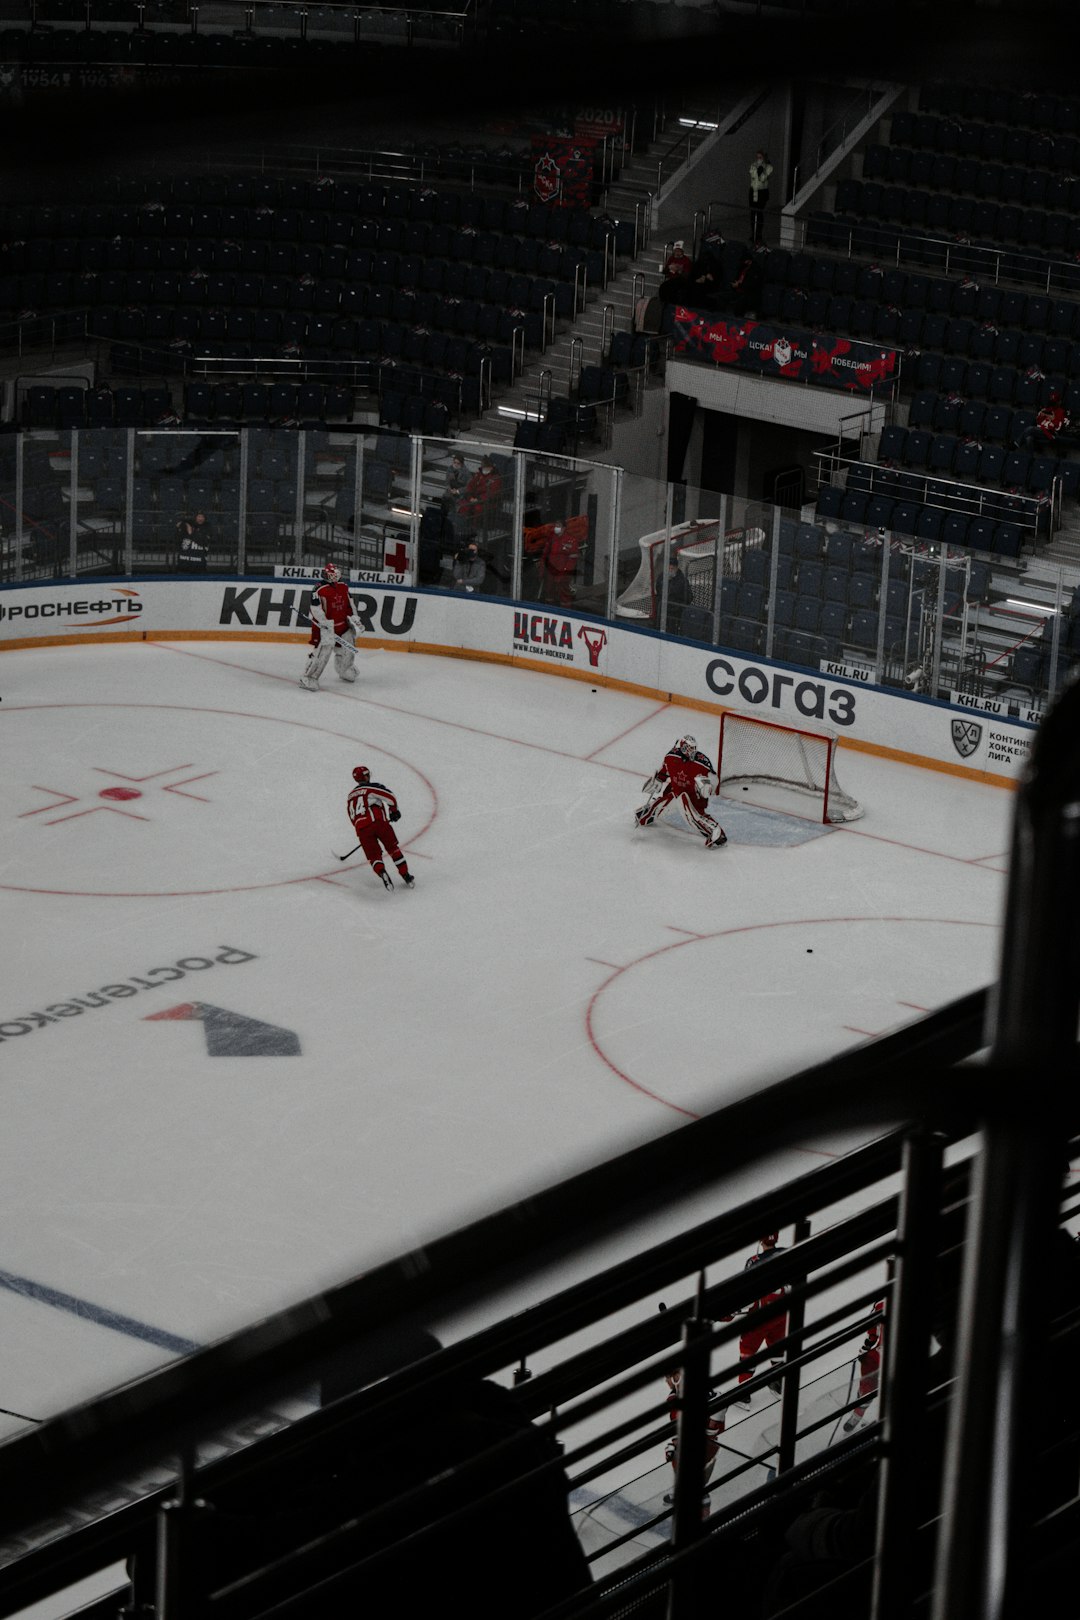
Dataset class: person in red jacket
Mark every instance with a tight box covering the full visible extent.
[521,514,588,606]
[346,766,415,891]
[1017,391,1075,453]
[636,734,727,848]
[729,1233,788,1400]
[457,456,503,534]
[300,563,357,691]
[663,240,693,280]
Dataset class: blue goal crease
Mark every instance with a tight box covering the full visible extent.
[0,1267,201,1356]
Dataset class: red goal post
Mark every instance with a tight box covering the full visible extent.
[716,711,863,824]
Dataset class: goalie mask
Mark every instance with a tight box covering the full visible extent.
[677,734,697,756]
[352,765,371,785]
[321,564,341,584]
[759,1233,779,1249]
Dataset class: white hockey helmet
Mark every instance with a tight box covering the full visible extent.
[677,734,697,755]
[321,563,341,583]
[352,765,371,784]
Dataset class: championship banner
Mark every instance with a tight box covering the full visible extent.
[671,306,899,394]
[573,106,625,142]
[530,135,596,209]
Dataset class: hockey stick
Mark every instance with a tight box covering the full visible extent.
[332,844,362,861]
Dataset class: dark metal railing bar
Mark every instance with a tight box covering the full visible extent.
[935,677,1080,1620]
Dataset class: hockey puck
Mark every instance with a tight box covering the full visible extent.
[591,687,596,693]
[807,948,813,953]
[742,786,748,792]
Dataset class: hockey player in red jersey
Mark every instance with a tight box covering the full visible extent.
[347,766,415,891]
[843,1302,885,1433]
[635,734,727,848]
[662,1365,725,1507]
[300,564,358,691]
[728,1233,788,1401]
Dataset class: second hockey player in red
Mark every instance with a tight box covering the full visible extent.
[347,766,415,891]
[843,1302,885,1433]
[636,734,727,848]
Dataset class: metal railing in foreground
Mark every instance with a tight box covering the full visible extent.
[1,678,1080,1620]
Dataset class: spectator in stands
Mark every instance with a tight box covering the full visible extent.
[663,240,693,280]
[683,265,725,311]
[729,254,764,317]
[458,455,502,539]
[1016,392,1076,455]
[418,505,453,586]
[443,451,467,510]
[658,265,694,306]
[749,150,774,244]
[175,510,209,571]
[664,556,694,634]
[694,228,726,279]
[451,539,485,593]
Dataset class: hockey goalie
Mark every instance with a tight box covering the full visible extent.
[300,564,358,691]
[635,734,727,849]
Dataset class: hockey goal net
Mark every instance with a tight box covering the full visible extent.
[615,519,766,624]
[717,711,863,824]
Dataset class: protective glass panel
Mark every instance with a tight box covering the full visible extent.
[519,448,615,613]
[73,428,127,579]
[131,430,238,573]
[19,430,73,578]
[247,1,305,37]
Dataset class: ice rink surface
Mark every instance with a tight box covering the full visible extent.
[0,635,1014,1437]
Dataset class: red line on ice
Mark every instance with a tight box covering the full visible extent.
[583,699,671,761]
[2,700,438,897]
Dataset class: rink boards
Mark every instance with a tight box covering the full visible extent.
[0,576,1034,786]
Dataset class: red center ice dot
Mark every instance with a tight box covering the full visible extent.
[98,786,143,801]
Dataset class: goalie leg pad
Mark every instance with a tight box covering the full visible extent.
[637,786,673,828]
[334,633,357,681]
[305,641,334,682]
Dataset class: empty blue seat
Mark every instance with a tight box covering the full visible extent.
[904,430,932,467]
[942,514,970,548]
[908,391,936,430]
[878,424,907,462]
[849,610,879,650]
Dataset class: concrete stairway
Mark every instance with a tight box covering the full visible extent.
[457,104,726,449]
[458,255,664,449]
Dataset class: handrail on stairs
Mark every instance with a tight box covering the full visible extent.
[542,292,556,353]
[600,305,616,361]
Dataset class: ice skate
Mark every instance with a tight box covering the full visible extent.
[706,825,727,848]
[338,667,357,683]
[401,872,415,888]
[299,675,319,691]
[380,870,394,890]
